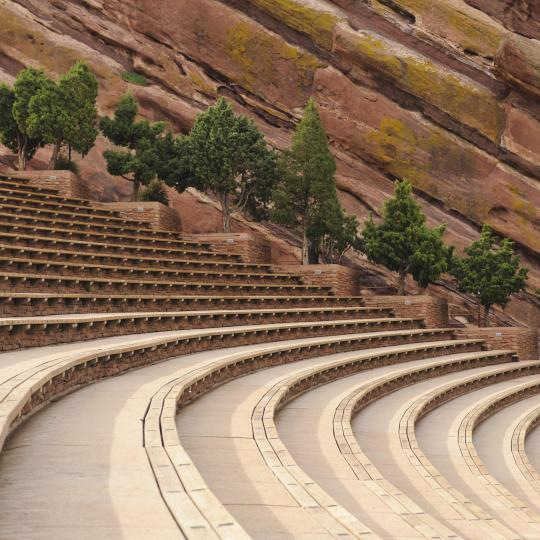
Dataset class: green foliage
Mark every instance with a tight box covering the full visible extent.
[271,98,355,264]
[100,94,192,197]
[452,225,528,326]
[188,97,278,232]
[26,61,99,168]
[55,154,80,175]
[137,178,169,205]
[361,180,452,294]
[121,71,150,87]
[0,67,49,170]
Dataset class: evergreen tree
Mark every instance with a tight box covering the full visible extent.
[100,94,191,198]
[361,180,451,294]
[188,98,278,232]
[452,225,528,326]
[0,67,49,170]
[314,195,360,263]
[271,98,350,265]
[27,61,98,168]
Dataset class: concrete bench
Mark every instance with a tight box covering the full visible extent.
[448,379,540,529]
[0,230,242,263]
[0,197,144,227]
[0,206,186,241]
[0,271,334,296]
[0,293,369,317]
[0,313,422,351]
[506,403,540,505]
[332,350,515,540]
[395,362,540,539]
[0,255,304,286]
[0,218,216,251]
[0,242,274,273]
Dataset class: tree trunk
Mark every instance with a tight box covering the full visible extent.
[397,269,407,295]
[17,134,27,171]
[483,305,491,327]
[221,195,231,233]
[48,141,61,169]
[308,238,319,264]
[301,220,309,265]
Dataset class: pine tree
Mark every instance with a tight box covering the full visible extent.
[361,180,451,294]
[452,225,528,326]
[271,98,351,265]
[187,98,278,232]
[100,94,191,198]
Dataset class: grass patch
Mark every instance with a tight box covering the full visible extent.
[121,71,150,86]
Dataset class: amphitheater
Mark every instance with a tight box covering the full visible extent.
[0,171,538,540]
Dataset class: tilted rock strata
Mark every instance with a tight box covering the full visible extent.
[0,0,539,322]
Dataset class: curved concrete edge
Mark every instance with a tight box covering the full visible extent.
[396,362,540,539]
[450,379,540,526]
[244,341,493,538]
[0,328,482,538]
[333,350,517,540]
[506,404,540,496]
[0,313,424,352]
[143,339,482,539]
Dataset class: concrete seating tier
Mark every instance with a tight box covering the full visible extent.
[388,362,540,539]
[0,177,95,203]
[0,230,244,263]
[0,210,204,243]
[0,255,305,286]
[0,292,372,316]
[0,329,482,539]
[248,348,511,539]
[0,242,273,272]
[0,271,332,296]
[0,313,423,351]
[0,191,140,222]
[446,379,540,531]
[507,403,540,504]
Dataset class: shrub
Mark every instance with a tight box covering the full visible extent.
[121,71,149,87]
[137,178,169,205]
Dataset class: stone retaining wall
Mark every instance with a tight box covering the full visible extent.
[456,327,538,360]
[362,295,449,328]
[183,233,272,263]
[10,170,92,199]
[97,201,182,232]
[275,264,362,297]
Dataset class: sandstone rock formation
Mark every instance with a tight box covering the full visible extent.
[0,0,539,325]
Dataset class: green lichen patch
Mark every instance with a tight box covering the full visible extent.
[226,21,324,96]
[338,28,503,142]
[247,0,342,50]
[370,0,505,58]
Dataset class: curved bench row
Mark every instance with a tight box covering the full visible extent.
[0,325,482,538]
[332,350,516,539]
[0,313,420,351]
[0,293,368,317]
[395,362,540,539]
[453,380,540,521]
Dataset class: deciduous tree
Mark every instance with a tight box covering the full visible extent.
[188,98,278,232]
[0,68,49,170]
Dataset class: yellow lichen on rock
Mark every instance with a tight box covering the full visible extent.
[246,0,343,51]
[226,21,324,95]
[335,26,503,142]
[370,0,505,58]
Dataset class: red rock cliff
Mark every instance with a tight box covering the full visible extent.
[0,0,539,325]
